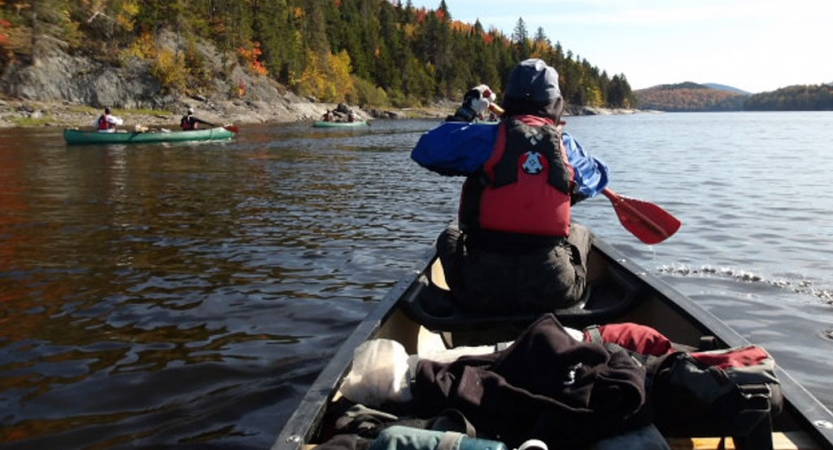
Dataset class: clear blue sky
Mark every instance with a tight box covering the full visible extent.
[407,0,832,93]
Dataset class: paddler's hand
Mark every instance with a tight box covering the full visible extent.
[463,84,496,116]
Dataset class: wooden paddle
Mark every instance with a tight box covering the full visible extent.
[487,103,681,244]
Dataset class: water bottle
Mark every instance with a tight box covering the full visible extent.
[455,434,508,450]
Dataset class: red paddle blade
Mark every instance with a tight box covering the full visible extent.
[603,189,681,245]
[224,125,239,133]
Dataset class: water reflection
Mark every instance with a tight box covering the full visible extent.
[2,114,833,448]
[1,121,447,448]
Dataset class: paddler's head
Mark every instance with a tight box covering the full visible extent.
[502,58,564,123]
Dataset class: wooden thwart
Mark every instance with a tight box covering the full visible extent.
[667,432,820,450]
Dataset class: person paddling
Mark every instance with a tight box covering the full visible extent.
[411,58,610,315]
[180,107,217,130]
[96,107,124,133]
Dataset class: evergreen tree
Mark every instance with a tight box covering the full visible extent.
[0,0,637,109]
[511,17,530,61]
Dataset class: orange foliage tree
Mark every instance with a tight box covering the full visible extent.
[237,41,268,77]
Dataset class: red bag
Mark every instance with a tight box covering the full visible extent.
[585,323,783,446]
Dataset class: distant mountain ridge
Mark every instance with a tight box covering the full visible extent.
[702,83,750,95]
[634,82,746,112]
[634,81,833,111]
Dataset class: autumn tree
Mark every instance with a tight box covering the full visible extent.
[0,0,636,110]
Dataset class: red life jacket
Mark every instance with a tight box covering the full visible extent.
[461,116,574,237]
[97,114,114,130]
[181,115,196,130]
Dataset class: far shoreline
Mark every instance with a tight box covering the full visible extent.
[0,98,649,130]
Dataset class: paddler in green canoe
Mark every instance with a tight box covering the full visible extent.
[180,107,218,130]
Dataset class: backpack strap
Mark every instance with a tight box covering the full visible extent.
[733,414,774,450]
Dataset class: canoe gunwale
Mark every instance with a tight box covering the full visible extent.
[592,239,833,447]
[271,246,435,450]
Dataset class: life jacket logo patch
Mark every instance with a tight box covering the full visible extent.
[521,151,545,174]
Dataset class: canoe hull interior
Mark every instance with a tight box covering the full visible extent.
[272,233,833,450]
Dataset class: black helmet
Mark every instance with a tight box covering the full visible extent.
[505,58,561,103]
[502,59,564,121]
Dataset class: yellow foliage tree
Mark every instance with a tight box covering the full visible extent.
[295,49,354,103]
[329,50,354,99]
[585,85,603,107]
[115,0,140,32]
[151,48,187,93]
[120,32,156,61]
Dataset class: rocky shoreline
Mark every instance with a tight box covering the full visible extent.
[0,34,456,130]
[0,96,454,130]
[0,97,645,130]
[0,32,647,130]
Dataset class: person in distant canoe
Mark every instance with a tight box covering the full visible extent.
[96,107,124,133]
[180,107,216,130]
[348,110,361,122]
[335,103,351,115]
[411,58,610,315]
[321,110,334,122]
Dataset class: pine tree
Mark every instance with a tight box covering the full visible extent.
[511,17,530,61]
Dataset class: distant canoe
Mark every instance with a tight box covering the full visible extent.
[312,120,369,128]
[63,127,235,145]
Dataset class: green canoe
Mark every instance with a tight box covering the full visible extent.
[63,127,235,145]
[312,120,369,128]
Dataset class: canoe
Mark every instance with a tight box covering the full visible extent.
[63,127,235,145]
[273,230,833,450]
[312,120,369,128]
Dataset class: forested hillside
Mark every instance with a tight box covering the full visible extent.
[0,0,635,109]
[635,82,833,112]
[744,84,833,111]
[634,82,746,112]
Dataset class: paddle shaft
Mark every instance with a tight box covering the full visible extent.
[488,103,505,115]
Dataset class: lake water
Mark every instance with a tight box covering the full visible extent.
[1,112,832,449]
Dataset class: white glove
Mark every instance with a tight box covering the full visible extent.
[474,84,497,103]
[466,84,496,115]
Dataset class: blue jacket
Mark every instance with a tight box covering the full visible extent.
[411,122,609,198]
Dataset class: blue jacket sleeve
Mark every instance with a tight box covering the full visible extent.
[410,122,498,176]
[563,132,609,198]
